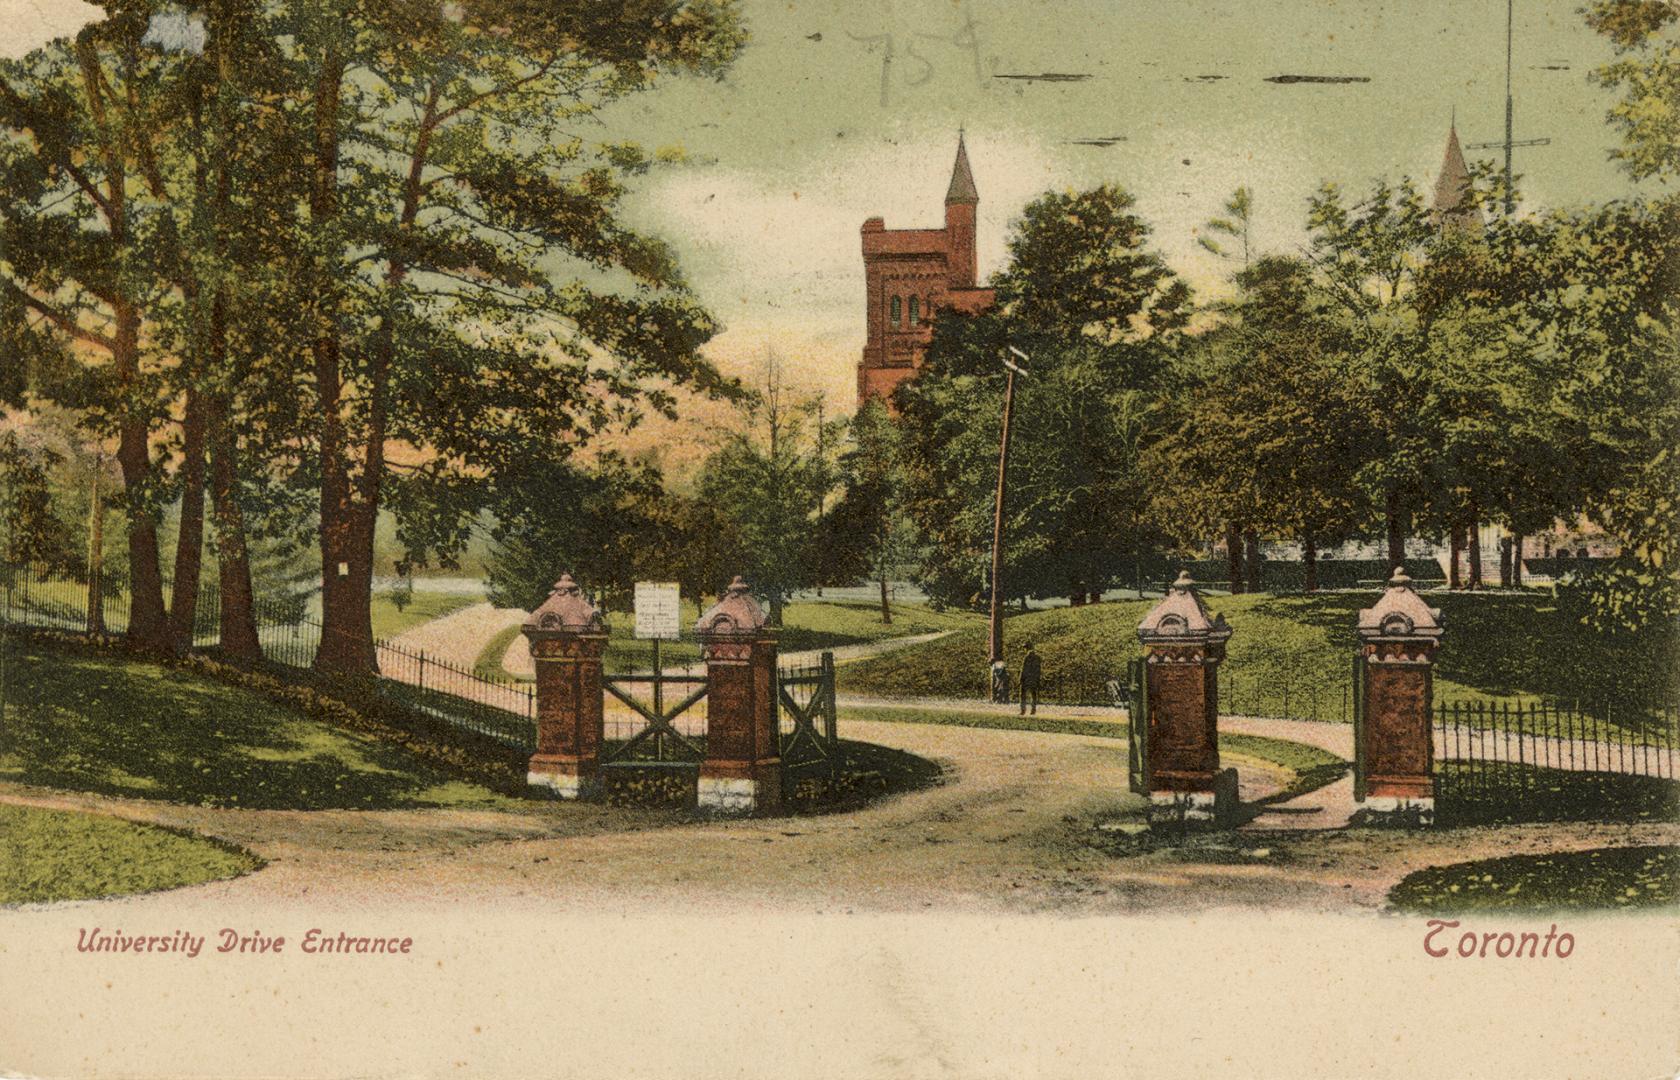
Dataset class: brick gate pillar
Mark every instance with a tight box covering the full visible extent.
[1355,568,1443,823]
[521,573,607,800]
[695,577,781,814]
[1136,572,1234,821]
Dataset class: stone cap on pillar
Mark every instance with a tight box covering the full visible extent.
[522,573,607,639]
[1137,571,1232,645]
[1357,568,1443,642]
[695,576,773,640]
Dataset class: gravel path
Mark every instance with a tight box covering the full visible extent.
[5,716,1673,917]
[388,602,526,671]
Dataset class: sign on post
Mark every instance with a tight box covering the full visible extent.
[633,582,681,641]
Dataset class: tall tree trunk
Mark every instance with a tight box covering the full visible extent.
[309,47,377,674]
[1498,535,1513,588]
[85,453,105,635]
[1226,520,1244,594]
[1302,535,1318,593]
[1385,486,1405,572]
[1449,523,1464,590]
[169,389,208,655]
[1244,530,1262,593]
[1511,532,1524,588]
[1467,504,1483,590]
[208,392,260,660]
[75,41,166,651]
[878,567,891,625]
[113,308,170,651]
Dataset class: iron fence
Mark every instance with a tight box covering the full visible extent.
[1434,697,1679,805]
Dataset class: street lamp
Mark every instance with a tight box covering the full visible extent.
[988,346,1028,695]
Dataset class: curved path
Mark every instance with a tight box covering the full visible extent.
[4,717,1675,918]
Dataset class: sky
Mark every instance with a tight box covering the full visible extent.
[1,0,1650,434]
[604,0,1648,412]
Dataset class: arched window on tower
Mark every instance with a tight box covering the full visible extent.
[890,295,902,327]
[908,296,920,326]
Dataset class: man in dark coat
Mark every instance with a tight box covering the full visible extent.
[1019,644,1042,715]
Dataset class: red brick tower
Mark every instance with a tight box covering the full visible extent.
[857,134,996,406]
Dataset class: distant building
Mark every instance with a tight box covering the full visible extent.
[856,134,997,406]
[1432,122,1483,235]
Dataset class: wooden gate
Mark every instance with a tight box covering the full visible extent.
[1350,652,1367,801]
[601,670,709,767]
[1127,657,1148,794]
[778,651,839,777]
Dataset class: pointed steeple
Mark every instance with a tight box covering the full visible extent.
[1432,122,1481,234]
[945,132,978,205]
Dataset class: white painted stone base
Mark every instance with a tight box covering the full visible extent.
[527,770,596,800]
[697,775,761,814]
[1359,795,1434,825]
[1149,791,1216,821]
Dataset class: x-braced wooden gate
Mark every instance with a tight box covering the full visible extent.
[602,669,709,767]
[778,652,839,777]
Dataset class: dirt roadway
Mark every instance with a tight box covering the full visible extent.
[5,720,1675,918]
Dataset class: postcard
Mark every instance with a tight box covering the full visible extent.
[0,0,1675,1077]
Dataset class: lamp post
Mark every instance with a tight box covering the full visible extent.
[988,346,1028,685]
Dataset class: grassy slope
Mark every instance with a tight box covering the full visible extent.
[476,598,982,680]
[0,644,517,811]
[369,588,480,641]
[0,803,261,905]
[1387,845,1677,913]
[840,591,1677,719]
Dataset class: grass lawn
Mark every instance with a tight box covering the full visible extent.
[475,598,981,681]
[369,588,480,641]
[0,803,261,905]
[0,642,519,811]
[1387,845,1678,913]
[840,591,1677,724]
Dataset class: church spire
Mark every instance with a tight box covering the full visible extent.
[945,132,978,205]
[1433,121,1481,233]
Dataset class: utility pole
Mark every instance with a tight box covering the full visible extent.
[988,347,1028,674]
[1466,0,1550,214]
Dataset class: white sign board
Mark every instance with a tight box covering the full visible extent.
[633,581,681,641]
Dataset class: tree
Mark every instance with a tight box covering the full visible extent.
[0,430,73,567]
[1149,256,1372,592]
[1304,177,1438,568]
[261,0,747,673]
[1585,0,1679,184]
[695,355,834,624]
[0,12,181,651]
[824,397,916,623]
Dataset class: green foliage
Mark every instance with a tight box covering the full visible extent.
[1585,0,1680,183]
[1148,255,1373,552]
[1388,845,1678,912]
[0,803,261,906]
[823,397,917,602]
[0,431,73,568]
[897,185,1183,607]
[696,356,839,615]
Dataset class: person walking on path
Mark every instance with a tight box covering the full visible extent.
[1019,644,1041,715]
